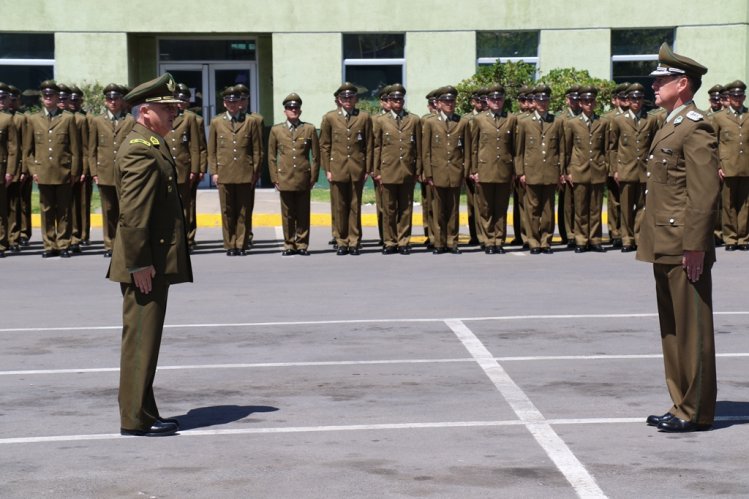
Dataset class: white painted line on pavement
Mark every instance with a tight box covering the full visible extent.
[445,319,607,499]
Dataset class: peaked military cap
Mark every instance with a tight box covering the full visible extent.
[388,83,406,99]
[438,85,458,100]
[627,82,645,97]
[650,43,708,79]
[124,73,182,106]
[0,82,9,95]
[614,82,630,97]
[58,83,71,98]
[8,85,20,97]
[283,92,302,107]
[40,80,60,94]
[565,85,581,96]
[378,85,392,99]
[103,82,124,98]
[578,85,598,97]
[518,85,532,99]
[725,80,746,95]
[707,84,724,96]
[222,85,241,102]
[486,84,505,99]
[176,83,192,101]
[335,82,358,98]
[70,85,83,97]
[533,84,551,97]
[234,83,250,97]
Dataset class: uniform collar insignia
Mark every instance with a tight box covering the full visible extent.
[149,136,160,145]
[673,115,684,125]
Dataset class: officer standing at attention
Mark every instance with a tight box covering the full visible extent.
[422,85,470,254]
[108,73,192,437]
[558,85,581,247]
[604,83,630,248]
[705,84,724,246]
[372,85,393,246]
[209,86,262,256]
[166,83,201,250]
[89,83,136,257]
[711,80,749,251]
[24,80,81,258]
[563,86,609,253]
[68,85,93,249]
[469,83,515,254]
[372,84,421,255]
[0,82,19,258]
[268,93,320,256]
[234,83,264,247]
[419,89,440,248]
[511,85,533,247]
[638,43,719,432]
[6,85,30,251]
[319,82,373,255]
[706,84,724,117]
[463,87,487,247]
[516,84,563,254]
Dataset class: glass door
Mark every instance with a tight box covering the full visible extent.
[209,63,256,118]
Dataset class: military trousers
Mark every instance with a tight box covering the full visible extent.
[71,177,93,245]
[606,176,621,242]
[187,177,200,247]
[618,181,645,247]
[512,181,528,244]
[475,181,511,248]
[178,180,191,245]
[653,263,716,425]
[420,182,433,243]
[279,189,311,250]
[374,177,384,243]
[0,181,8,251]
[119,276,170,431]
[381,180,415,249]
[524,183,556,250]
[7,178,32,244]
[430,185,460,248]
[331,179,364,248]
[38,183,72,251]
[98,184,119,251]
[465,178,480,244]
[218,182,253,250]
[573,182,604,247]
[720,176,749,245]
[559,182,575,243]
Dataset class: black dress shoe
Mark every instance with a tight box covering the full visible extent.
[81,240,91,246]
[433,247,447,254]
[349,247,361,255]
[485,246,496,254]
[103,250,113,258]
[496,246,506,254]
[0,251,5,258]
[398,246,411,255]
[336,247,349,255]
[282,249,296,256]
[542,247,553,254]
[590,244,606,253]
[657,417,712,433]
[468,238,480,246]
[60,249,71,258]
[714,236,724,247]
[42,250,57,258]
[739,244,749,251]
[725,244,737,251]
[382,246,397,255]
[646,413,674,427]
[158,417,181,429]
[621,245,636,253]
[567,241,576,249]
[328,238,337,246]
[70,244,82,253]
[237,249,247,256]
[574,245,588,253]
[450,246,461,254]
[509,238,521,246]
[121,420,178,437]
[611,238,623,248]
[297,249,310,256]
[226,249,235,256]
[530,247,541,254]
[10,245,20,253]
[20,237,30,247]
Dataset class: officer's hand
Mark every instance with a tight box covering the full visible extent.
[212,174,219,185]
[718,169,725,181]
[682,250,705,283]
[33,174,39,184]
[80,175,86,183]
[4,174,11,187]
[519,174,527,187]
[274,182,280,192]
[326,171,332,182]
[470,173,479,183]
[567,174,574,187]
[426,177,434,186]
[199,172,205,181]
[310,180,316,189]
[132,266,156,294]
[613,171,620,185]
[93,175,99,185]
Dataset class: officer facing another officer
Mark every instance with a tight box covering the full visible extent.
[638,43,720,432]
[268,93,320,255]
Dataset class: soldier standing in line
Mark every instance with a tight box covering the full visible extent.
[604,82,631,249]
[463,88,487,247]
[511,85,533,248]
[66,85,90,252]
[422,85,470,254]
[209,86,262,256]
[89,83,135,258]
[469,83,515,254]
[178,85,207,251]
[706,84,724,117]
[706,84,724,247]
[234,83,264,247]
[268,93,319,256]
[7,85,31,249]
[558,85,581,247]
[0,82,19,258]
[516,84,564,255]
[608,83,660,252]
[712,80,749,251]
[719,85,730,111]
[372,84,421,255]
[372,85,393,246]
[166,83,201,252]
[638,43,719,433]
[24,80,81,258]
[563,86,609,253]
[319,82,373,255]
[419,88,440,249]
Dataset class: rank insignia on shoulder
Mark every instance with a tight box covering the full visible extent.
[129,138,151,147]
[686,111,703,122]
[149,136,160,145]
[674,116,684,125]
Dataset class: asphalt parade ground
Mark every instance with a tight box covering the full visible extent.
[2,189,749,498]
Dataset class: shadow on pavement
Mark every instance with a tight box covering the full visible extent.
[173,405,279,430]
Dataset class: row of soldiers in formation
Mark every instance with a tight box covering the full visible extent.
[0,75,747,258]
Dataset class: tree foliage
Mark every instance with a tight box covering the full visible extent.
[536,68,616,116]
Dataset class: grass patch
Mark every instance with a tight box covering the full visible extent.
[30,184,102,214]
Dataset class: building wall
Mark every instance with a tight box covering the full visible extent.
[54,32,129,85]
[539,30,611,80]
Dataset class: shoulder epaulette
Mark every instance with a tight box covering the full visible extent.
[130,138,151,147]
[686,110,704,122]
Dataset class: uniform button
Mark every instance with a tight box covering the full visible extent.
[159,239,165,244]
[49,147,52,151]
[649,154,654,159]
[645,189,648,195]
[669,218,675,225]
[647,172,651,177]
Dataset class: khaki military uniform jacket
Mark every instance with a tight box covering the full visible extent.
[72,112,89,176]
[108,123,193,284]
[24,110,81,184]
[609,110,660,183]
[0,112,19,179]
[88,112,136,185]
[563,113,609,184]
[268,121,320,191]
[711,106,749,177]
[196,114,207,174]
[319,108,373,181]
[166,110,201,183]
[470,111,516,183]
[636,103,720,265]
[208,112,262,184]
[514,112,563,185]
[12,113,26,179]
[422,113,470,188]
[373,111,422,183]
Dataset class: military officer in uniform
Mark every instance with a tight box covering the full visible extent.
[67,85,90,252]
[563,86,608,253]
[511,85,533,247]
[268,93,320,255]
[420,88,440,248]
[516,84,564,254]
[463,87,487,246]
[608,83,660,252]
[108,73,192,437]
[234,83,264,246]
[0,82,19,258]
[638,43,719,432]
[372,85,393,245]
[470,83,515,254]
[319,82,373,255]
[89,83,136,257]
[604,82,631,248]
[372,84,421,255]
[711,80,749,251]
[705,84,724,246]
[5,85,29,251]
[706,84,724,116]
[24,80,81,258]
[422,85,470,254]
[558,85,581,246]
[209,86,262,255]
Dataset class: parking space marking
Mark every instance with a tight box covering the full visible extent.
[446,319,606,499]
